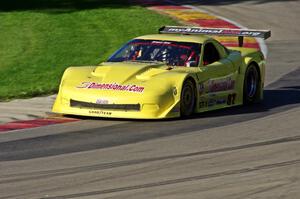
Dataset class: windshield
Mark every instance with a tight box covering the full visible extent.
[108,39,201,67]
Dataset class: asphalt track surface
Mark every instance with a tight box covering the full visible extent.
[1,1,300,198]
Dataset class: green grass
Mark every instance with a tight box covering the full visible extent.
[0,0,178,101]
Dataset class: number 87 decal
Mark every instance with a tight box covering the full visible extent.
[227,93,236,105]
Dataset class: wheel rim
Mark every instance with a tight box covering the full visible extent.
[246,67,258,98]
[183,85,193,106]
[181,81,195,116]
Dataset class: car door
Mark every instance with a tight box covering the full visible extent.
[196,40,238,110]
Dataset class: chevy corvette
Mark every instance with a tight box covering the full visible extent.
[52,26,271,119]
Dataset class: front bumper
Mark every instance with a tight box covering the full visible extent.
[52,94,180,119]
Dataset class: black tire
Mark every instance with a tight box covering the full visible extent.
[180,79,196,117]
[243,64,260,104]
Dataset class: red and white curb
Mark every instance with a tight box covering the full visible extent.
[0,117,79,133]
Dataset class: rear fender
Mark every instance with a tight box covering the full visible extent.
[240,51,266,101]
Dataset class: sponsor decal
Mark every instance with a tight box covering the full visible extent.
[216,98,227,105]
[167,27,223,34]
[198,83,205,95]
[199,96,227,108]
[96,99,109,104]
[89,110,112,115]
[208,98,226,107]
[208,78,235,93]
[151,41,171,45]
[199,101,208,108]
[163,27,266,38]
[77,82,144,93]
[208,98,216,107]
[227,93,237,105]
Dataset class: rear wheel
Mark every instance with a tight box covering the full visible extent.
[180,79,195,117]
[243,64,260,104]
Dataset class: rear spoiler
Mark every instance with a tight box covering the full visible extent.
[159,26,271,47]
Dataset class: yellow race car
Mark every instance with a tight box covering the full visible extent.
[52,26,271,119]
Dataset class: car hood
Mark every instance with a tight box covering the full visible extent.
[60,61,192,99]
[91,61,169,84]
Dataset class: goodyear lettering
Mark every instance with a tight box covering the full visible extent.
[89,110,112,115]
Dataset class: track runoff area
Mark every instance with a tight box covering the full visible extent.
[0,1,267,132]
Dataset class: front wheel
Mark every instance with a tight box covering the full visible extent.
[180,79,196,117]
[243,64,260,104]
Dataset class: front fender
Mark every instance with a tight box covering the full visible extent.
[145,71,197,117]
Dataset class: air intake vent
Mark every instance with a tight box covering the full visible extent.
[70,99,140,111]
